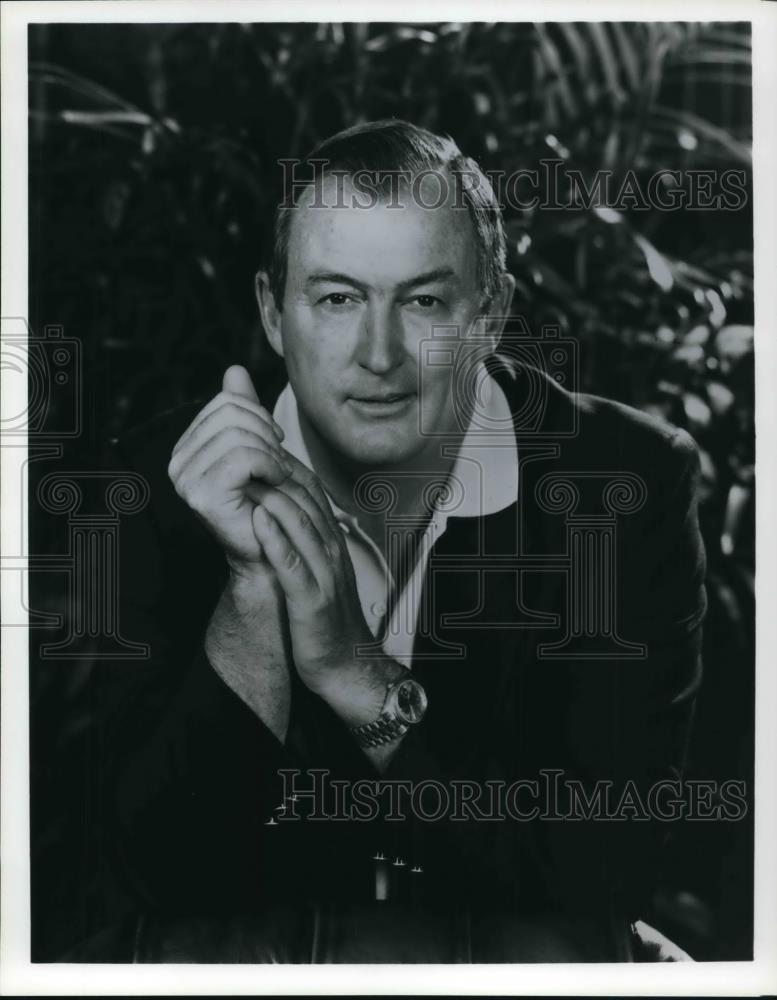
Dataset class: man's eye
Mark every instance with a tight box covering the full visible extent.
[320,292,353,306]
[412,295,442,309]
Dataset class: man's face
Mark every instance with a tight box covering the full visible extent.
[272,173,485,468]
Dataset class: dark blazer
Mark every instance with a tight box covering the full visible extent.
[88,362,706,961]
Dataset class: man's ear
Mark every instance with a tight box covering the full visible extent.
[483,271,516,353]
[255,270,284,358]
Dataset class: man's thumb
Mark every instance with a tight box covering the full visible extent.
[223,364,260,402]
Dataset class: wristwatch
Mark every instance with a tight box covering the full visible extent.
[350,669,428,748]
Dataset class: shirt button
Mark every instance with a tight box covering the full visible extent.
[371,601,387,618]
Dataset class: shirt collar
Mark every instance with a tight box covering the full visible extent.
[272,368,518,522]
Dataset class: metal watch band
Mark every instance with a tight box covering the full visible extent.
[350,712,409,749]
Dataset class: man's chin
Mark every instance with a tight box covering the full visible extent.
[336,430,421,469]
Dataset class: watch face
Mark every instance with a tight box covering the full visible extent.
[395,679,428,725]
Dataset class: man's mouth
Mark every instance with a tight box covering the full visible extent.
[347,392,415,415]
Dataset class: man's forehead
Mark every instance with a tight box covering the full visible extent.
[287,172,478,285]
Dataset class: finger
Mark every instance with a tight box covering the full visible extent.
[221,366,285,439]
[257,488,333,588]
[252,455,340,537]
[177,434,291,502]
[304,472,340,533]
[280,451,340,533]
[223,364,260,403]
[252,504,317,600]
[170,402,286,476]
[185,427,290,482]
[249,478,333,544]
[172,392,283,464]
[241,444,339,532]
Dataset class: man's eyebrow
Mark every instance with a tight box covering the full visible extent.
[305,267,459,290]
[306,271,365,288]
[396,267,458,290]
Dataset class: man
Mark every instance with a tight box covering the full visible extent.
[93,120,706,962]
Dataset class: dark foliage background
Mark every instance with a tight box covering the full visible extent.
[28,21,754,961]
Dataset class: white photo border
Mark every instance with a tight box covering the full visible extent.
[2,0,776,994]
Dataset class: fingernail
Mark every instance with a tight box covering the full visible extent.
[274,421,285,441]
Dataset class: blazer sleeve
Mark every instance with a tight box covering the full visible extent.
[90,421,363,913]
[544,424,708,918]
[616,427,707,912]
[612,426,707,789]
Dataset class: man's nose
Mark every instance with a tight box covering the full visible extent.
[355,304,404,375]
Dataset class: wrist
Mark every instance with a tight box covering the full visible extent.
[224,563,274,614]
[227,555,264,585]
[314,658,405,729]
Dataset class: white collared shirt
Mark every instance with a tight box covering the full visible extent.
[272,372,519,667]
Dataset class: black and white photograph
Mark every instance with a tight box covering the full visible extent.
[2,1,776,994]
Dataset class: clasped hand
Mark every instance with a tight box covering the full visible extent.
[168,365,375,701]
